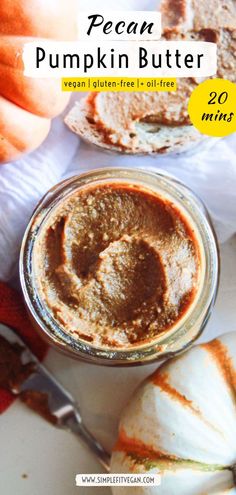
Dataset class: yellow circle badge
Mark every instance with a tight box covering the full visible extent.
[188,78,236,137]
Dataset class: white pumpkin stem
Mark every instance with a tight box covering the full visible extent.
[233,464,236,485]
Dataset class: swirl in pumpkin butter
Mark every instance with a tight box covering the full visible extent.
[34,183,201,348]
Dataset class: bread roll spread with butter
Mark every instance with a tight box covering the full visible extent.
[65,0,236,154]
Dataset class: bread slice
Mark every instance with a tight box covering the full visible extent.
[165,27,236,83]
[65,0,236,155]
[217,28,236,81]
[65,94,203,155]
[161,0,236,32]
[65,69,202,154]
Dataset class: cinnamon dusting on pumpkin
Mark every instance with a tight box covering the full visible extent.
[114,428,175,463]
[202,339,236,399]
[113,429,228,474]
[151,371,194,408]
[150,369,225,435]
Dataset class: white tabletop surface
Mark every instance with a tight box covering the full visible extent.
[1,235,236,495]
[1,0,236,491]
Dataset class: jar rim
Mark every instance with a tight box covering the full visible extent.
[20,167,219,366]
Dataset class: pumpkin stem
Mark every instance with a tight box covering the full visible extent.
[232,464,236,485]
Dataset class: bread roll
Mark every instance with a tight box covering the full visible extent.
[65,0,236,155]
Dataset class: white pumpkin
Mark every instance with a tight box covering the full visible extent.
[111,332,236,495]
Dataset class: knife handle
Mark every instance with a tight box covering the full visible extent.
[65,410,111,472]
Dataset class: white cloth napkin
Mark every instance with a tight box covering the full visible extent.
[0,0,236,283]
[0,111,79,282]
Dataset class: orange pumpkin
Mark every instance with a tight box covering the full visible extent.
[0,0,77,163]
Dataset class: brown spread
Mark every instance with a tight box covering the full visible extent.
[86,24,236,152]
[34,183,200,348]
[0,335,57,425]
[65,0,236,155]
[66,0,236,153]
[161,0,236,32]
[89,83,195,150]
[0,335,34,391]
[20,390,58,425]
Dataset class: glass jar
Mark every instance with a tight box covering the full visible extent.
[20,168,219,366]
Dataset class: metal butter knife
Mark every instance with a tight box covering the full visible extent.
[0,323,110,472]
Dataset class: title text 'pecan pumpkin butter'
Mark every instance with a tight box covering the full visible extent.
[20,170,219,364]
[65,0,236,155]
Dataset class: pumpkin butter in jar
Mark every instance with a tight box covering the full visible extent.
[20,169,219,365]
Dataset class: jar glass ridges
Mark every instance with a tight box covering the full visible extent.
[20,168,219,366]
